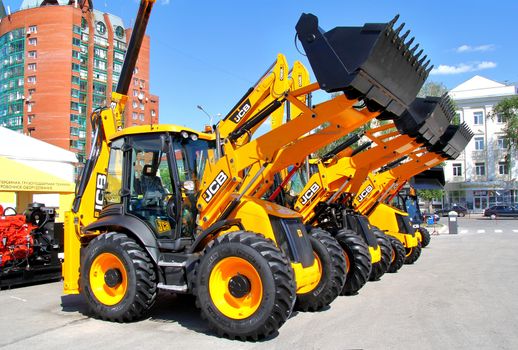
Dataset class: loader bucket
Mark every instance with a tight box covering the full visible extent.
[394,95,454,148]
[431,123,474,160]
[296,13,431,117]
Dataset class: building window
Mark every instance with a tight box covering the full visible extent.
[474,137,484,150]
[473,111,484,125]
[94,35,108,46]
[499,162,509,175]
[496,113,506,124]
[133,89,139,97]
[497,136,508,150]
[73,25,81,35]
[71,102,80,111]
[28,25,37,33]
[139,113,144,121]
[93,71,107,82]
[114,51,125,61]
[71,89,80,98]
[452,163,462,176]
[72,50,81,59]
[28,88,36,96]
[475,162,486,176]
[28,38,37,46]
[96,21,106,35]
[27,102,34,113]
[28,114,35,124]
[115,26,125,39]
[28,50,37,58]
[94,59,107,71]
[132,100,138,108]
[132,112,138,120]
[72,63,80,72]
[113,63,122,74]
[72,37,81,46]
[28,76,36,84]
[28,63,36,71]
[94,47,107,59]
[134,67,139,75]
[151,109,156,117]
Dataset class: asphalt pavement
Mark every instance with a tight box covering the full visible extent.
[1,216,518,350]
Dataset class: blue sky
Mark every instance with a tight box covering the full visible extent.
[5,0,518,130]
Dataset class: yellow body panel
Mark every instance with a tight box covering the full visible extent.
[369,245,382,264]
[367,203,418,248]
[228,197,321,293]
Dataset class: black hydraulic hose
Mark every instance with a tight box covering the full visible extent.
[321,133,361,162]
[350,141,372,157]
[379,155,408,172]
[228,100,283,142]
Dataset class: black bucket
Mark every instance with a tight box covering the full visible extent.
[430,123,474,160]
[296,13,431,117]
[395,95,454,148]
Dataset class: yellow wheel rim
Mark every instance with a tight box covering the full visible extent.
[391,246,396,263]
[208,257,263,320]
[89,253,128,306]
[405,247,412,258]
[297,252,323,294]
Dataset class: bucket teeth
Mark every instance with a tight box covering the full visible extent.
[395,95,455,148]
[432,122,474,159]
[401,30,410,41]
[388,14,400,28]
[295,13,430,117]
[426,65,434,74]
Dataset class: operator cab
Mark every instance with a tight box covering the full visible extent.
[103,130,214,243]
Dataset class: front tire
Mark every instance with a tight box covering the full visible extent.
[81,232,157,322]
[335,229,371,295]
[369,229,391,281]
[193,231,296,341]
[418,227,431,248]
[387,236,405,273]
[295,228,346,312]
[405,241,422,264]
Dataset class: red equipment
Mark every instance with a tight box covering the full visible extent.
[0,205,37,267]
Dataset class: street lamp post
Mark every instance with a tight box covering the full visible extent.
[197,105,213,126]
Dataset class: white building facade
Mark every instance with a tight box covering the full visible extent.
[444,76,518,213]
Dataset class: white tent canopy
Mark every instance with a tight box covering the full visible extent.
[0,127,77,182]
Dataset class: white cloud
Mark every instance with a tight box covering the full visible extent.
[455,44,495,53]
[160,0,170,4]
[430,61,497,75]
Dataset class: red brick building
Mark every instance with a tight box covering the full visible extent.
[0,0,159,161]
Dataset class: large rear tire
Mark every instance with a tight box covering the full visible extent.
[418,227,431,248]
[369,229,391,281]
[296,228,346,312]
[81,232,157,322]
[387,235,405,273]
[405,241,422,264]
[335,229,371,295]
[193,231,296,341]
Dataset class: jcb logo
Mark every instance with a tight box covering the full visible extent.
[229,99,251,124]
[94,173,107,217]
[203,171,229,203]
[300,183,320,205]
[357,185,373,203]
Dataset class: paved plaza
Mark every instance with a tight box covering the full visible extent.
[1,216,517,350]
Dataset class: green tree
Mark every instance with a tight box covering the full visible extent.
[492,96,518,149]
[417,81,448,98]
[417,189,444,202]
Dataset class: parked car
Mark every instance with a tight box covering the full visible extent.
[483,205,518,219]
[435,205,468,217]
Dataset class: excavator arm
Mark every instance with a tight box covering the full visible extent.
[64,0,156,294]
